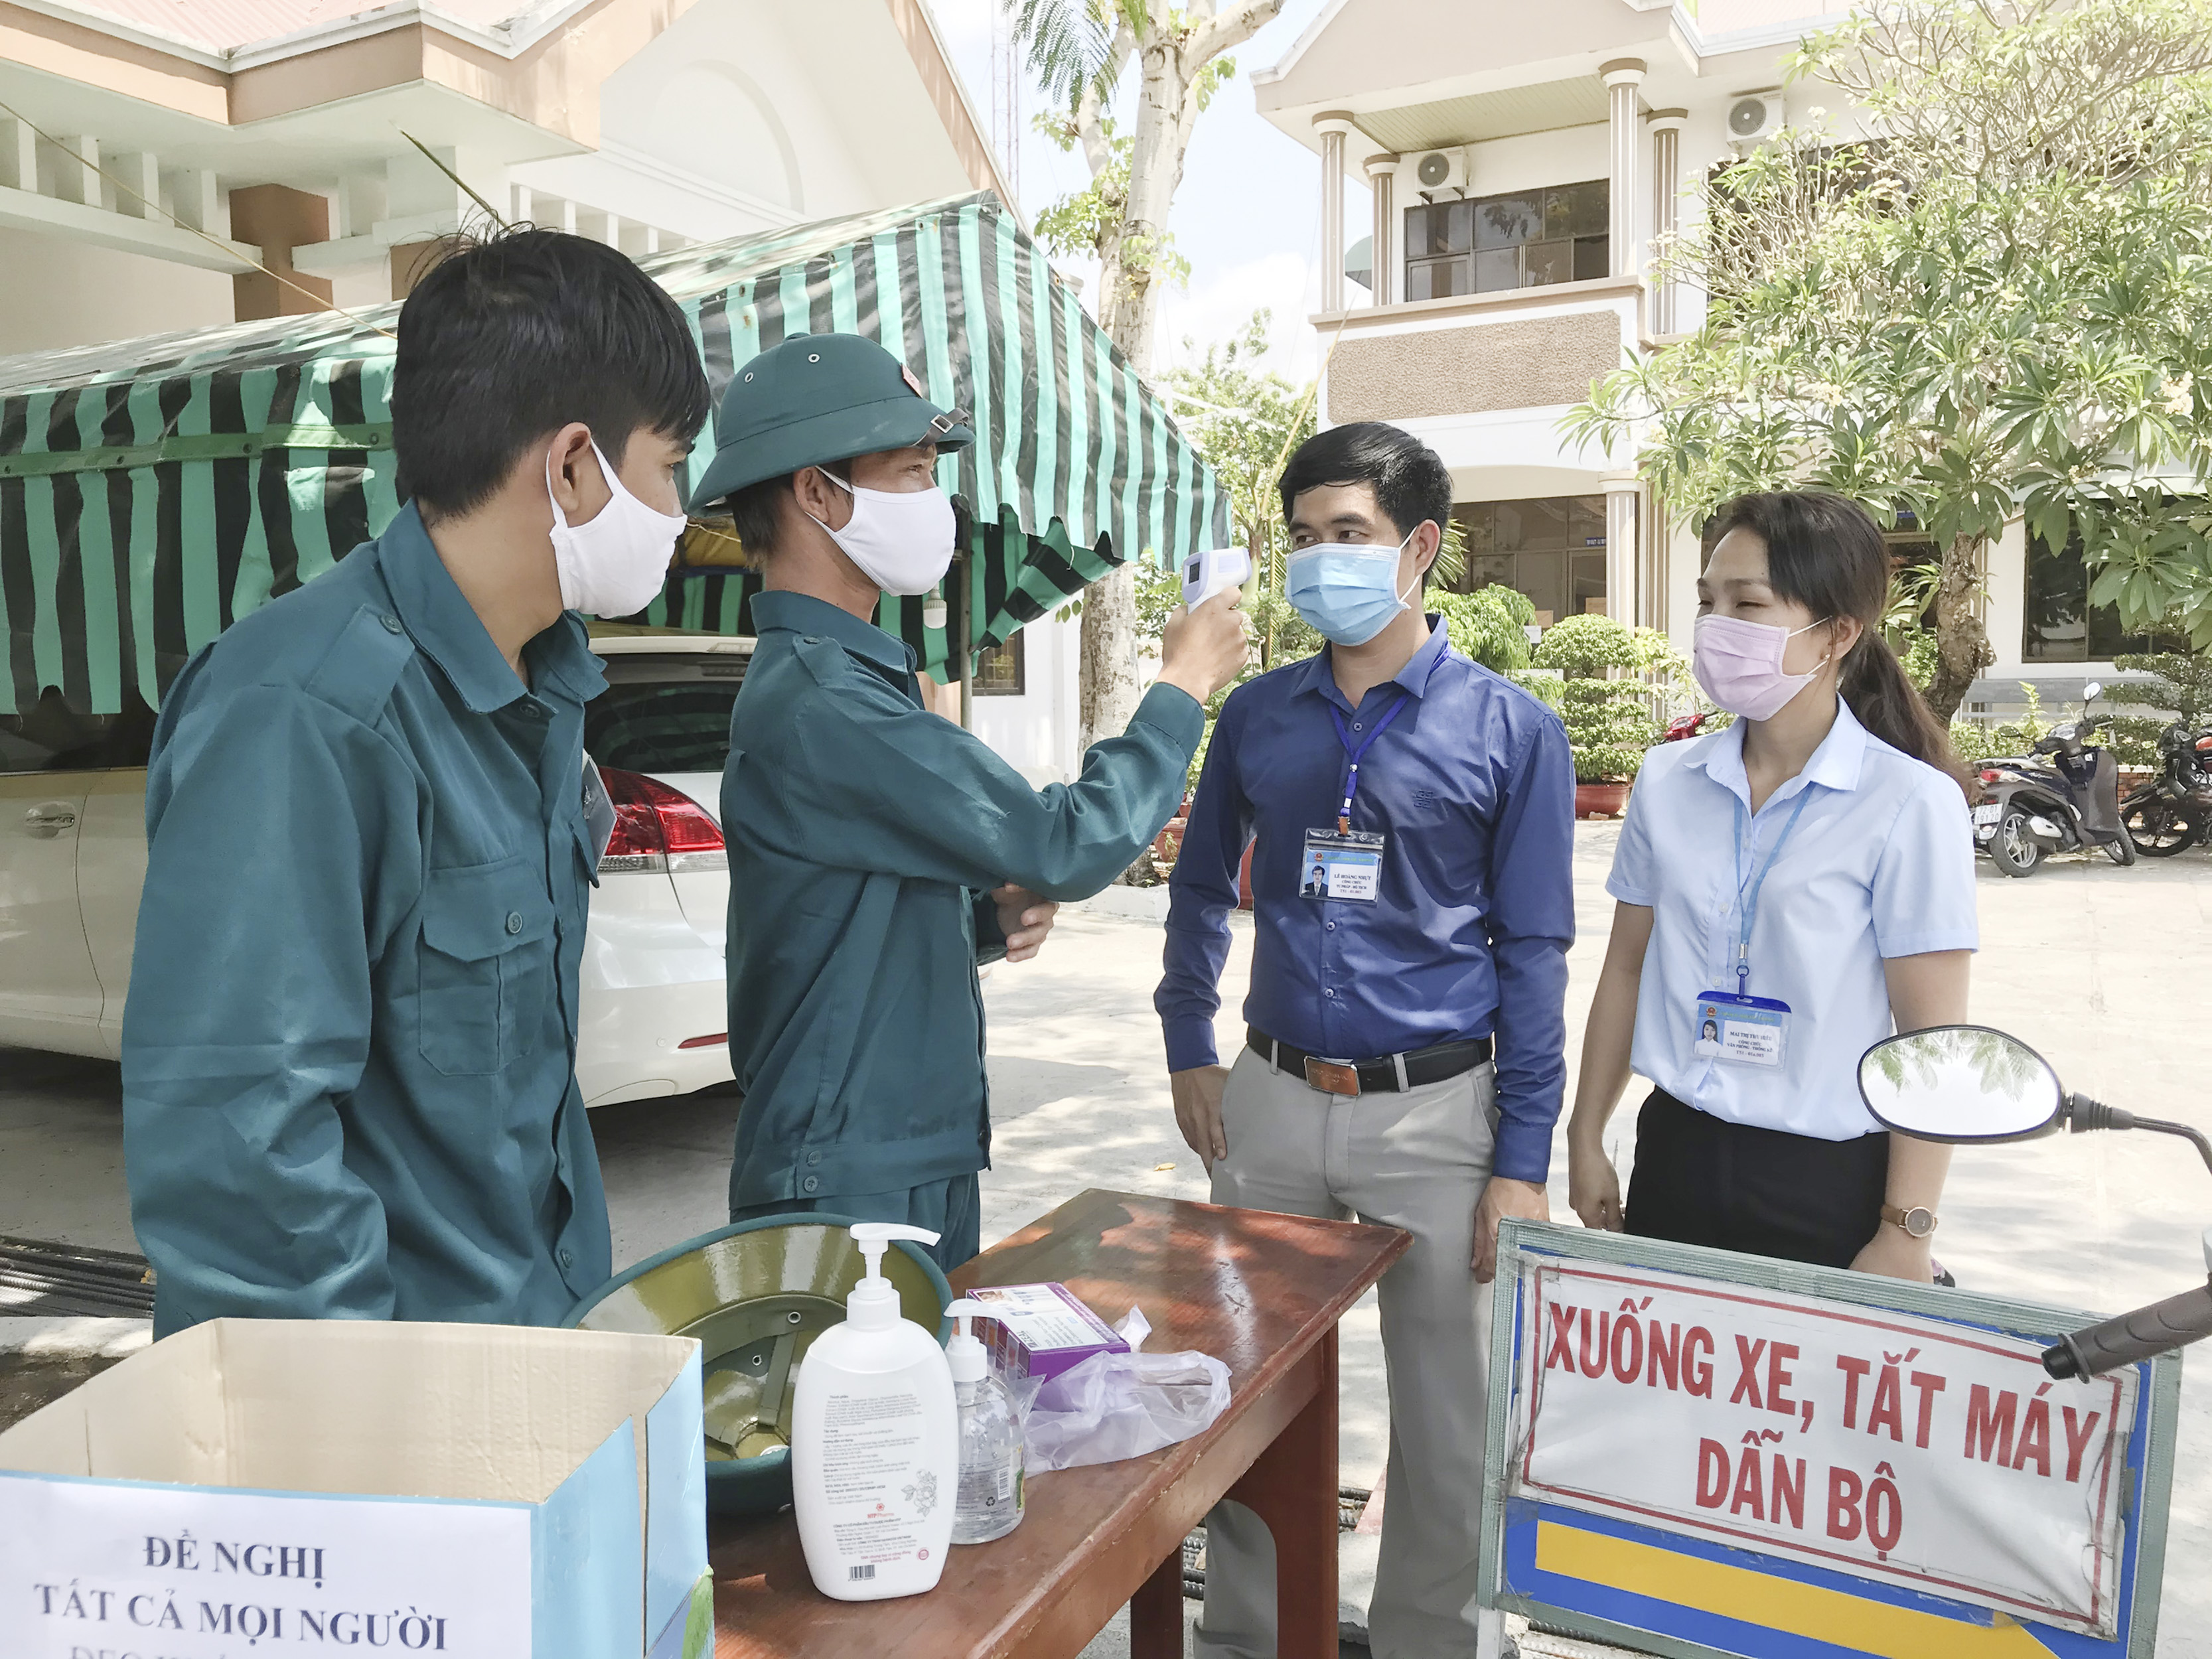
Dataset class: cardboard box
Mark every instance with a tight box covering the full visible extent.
[0,1319,709,1659]
[965,1282,1128,1383]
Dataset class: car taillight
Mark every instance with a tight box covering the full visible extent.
[597,768,726,873]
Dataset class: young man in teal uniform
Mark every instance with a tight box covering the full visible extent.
[688,332,1248,1271]
[123,230,709,1335]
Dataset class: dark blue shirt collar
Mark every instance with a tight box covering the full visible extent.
[750,589,917,674]
[1293,614,1453,714]
[378,502,605,712]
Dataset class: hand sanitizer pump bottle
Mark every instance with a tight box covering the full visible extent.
[790,1223,957,1600]
[944,1300,1025,1544]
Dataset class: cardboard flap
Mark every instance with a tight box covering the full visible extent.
[211,1321,695,1503]
[0,1322,230,1484]
[0,1320,697,1507]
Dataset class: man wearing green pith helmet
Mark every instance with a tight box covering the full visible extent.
[690,332,1248,1271]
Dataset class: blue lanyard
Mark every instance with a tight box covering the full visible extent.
[1730,788,1814,993]
[1329,694,1411,833]
[1324,636,1447,832]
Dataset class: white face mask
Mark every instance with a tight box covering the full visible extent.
[809,470,957,597]
[546,440,688,618]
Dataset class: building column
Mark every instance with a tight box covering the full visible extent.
[1315,111,1357,314]
[1364,152,1399,307]
[1646,109,1686,335]
[1601,60,1647,281]
[226,184,333,321]
[1604,476,1642,626]
[1639,485,1667,634]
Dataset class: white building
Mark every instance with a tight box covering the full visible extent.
[1256,0,2134,701]
[0,0,1008,341]
[0,0,1100,777]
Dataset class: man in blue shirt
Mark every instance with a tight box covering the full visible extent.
[1157,423,1576,1659]
[123,230,709,1334]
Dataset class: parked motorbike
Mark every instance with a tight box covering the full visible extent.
[1858,1026,2212,1378]
[2118,717,2212,857]
[1660,711,1708,743]
[1972,682,2136,876]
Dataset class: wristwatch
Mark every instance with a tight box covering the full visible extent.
[1881,1203,1939,1240]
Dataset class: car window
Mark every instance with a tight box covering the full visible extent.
[0,687,158,773]
[585,654,750,775]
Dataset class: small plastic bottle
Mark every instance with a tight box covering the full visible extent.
[944,1299,1025,1544]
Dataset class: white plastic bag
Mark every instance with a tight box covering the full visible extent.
[1015,1306,1232,1473]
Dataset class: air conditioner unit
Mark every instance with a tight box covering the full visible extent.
[1727,90,1785,149]
[1412,147,1468,198]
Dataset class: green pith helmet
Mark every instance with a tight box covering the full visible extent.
[686,332,974,512]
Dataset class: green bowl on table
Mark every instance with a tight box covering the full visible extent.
[563,1215,953,1518]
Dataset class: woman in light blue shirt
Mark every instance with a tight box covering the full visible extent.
[1567,492,1977,1280]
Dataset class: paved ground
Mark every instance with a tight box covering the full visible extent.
[4,823,2209,1653]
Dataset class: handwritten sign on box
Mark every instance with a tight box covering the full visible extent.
[1479,1221,2181,1659]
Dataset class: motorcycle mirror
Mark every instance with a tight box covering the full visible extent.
[1857,1026,2064,1143]
[2083,680,2104,701]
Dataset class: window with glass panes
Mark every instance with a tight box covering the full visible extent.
[973,631,1025,695]
[1447,496,1607,623]
[2025,520,2186,662]
[1404,180,1609,301]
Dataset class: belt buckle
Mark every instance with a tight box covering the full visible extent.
[1303,1056,1361,1096]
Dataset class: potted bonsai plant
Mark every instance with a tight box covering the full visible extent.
[1530,613,1681,818]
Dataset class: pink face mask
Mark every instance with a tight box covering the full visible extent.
[1692,613,1832,721]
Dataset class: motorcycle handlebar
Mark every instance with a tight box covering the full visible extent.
[2042,1281,2212,1379]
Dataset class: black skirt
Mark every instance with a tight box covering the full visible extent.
[1624,1086,1889,1270]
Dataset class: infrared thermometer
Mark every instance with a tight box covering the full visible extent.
[1180,545,1251,609]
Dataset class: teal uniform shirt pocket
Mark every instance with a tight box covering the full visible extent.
[418,855,557,1076]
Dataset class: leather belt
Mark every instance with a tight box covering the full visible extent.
[1246,1025,1492,1098]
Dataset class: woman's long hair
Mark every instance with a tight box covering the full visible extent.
[1708,492,1971,797]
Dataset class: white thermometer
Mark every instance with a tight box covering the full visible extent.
[1180,545,1252,609]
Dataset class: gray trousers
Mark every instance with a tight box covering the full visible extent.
[1195,1045,1497,1659]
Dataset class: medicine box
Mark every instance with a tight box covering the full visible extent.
[0,1318,710,1659]
[965,1281,1128,1382]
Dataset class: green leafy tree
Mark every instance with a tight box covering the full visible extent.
[1007,0,1289,758]
[1433,587,1534,673]
[1567,0,2212,723]
[2104,644,2212,764]
[1157,311,1317,672]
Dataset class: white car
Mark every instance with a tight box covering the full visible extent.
[0,629,747,1108]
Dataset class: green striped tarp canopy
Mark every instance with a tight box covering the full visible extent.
[0,190,1227,715]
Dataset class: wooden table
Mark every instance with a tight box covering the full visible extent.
[709,1187,1408,1658]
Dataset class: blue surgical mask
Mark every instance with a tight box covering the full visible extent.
[1286,529,1419,646]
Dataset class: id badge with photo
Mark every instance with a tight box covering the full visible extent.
[1690,990,1791,1068]
[1300,828,1385,902]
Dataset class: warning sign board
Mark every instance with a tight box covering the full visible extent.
[1480,1222,2181,1659]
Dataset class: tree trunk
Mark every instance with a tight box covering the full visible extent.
[1070,2,1284,784]
[1077,563,1143,757]
[1923,532,1994,723]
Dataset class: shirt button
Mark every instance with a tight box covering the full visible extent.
[1325,987,1338,999]
[1325,920,1336,931]
[1353,721,1363,731]
[802,635,822,645]
[379,613,403,634]
[802,1176,820,1193]
[559,1248,575,1268]
[806,1151,822,1166]
[505,912,524,934]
